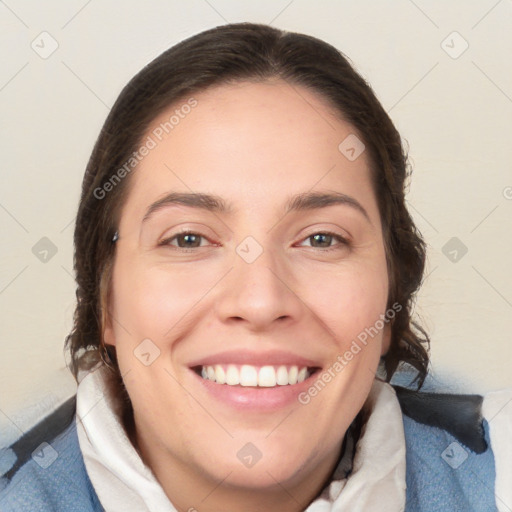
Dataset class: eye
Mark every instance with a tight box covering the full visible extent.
[159,231,213,249]
[298,231,349,251]
[158,230,348,252]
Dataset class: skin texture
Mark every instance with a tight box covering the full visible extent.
[104,79,391,512]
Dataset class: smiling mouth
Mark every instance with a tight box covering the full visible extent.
[192,364,321,388]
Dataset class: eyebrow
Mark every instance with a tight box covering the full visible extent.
[141,191,371,224]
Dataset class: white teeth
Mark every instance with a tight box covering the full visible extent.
[215,365,226,384]
[226,365,240,385]
[240,365,258,386]
[288,365,298,385]
[258,366,276,387]
[276,365,289,385]
[200,364,311,387]
[297,367,308,383]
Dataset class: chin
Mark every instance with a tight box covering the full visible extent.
[194,435,320,490]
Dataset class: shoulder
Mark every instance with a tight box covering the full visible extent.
[393,385,498,512]
[0,396,102,512]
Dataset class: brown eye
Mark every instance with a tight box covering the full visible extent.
[160,232,208,249]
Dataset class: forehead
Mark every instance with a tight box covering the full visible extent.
[120,79,379,227]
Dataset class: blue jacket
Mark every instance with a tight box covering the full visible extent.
[0,386,498,511]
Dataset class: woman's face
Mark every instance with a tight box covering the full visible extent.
[105,79,390,502]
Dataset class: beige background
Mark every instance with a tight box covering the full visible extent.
[1,0,511,447]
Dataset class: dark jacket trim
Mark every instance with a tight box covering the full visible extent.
[2,395,76,482]
[393,385,487,454]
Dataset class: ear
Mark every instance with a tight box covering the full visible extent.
[101,290,116,347]
[103,310,116,347]
[99,262,116,347]
[380,321,391,356]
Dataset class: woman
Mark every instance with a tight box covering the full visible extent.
[1,22,508,512]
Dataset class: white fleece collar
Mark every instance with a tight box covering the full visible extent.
[76,366,406,512]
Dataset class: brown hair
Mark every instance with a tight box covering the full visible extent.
[66,22,430,388]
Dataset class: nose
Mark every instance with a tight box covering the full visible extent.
[214,243,304,332]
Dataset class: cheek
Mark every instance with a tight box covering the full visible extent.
[300,261,389,346]
[110,256,218,341]
[110,246,388,355]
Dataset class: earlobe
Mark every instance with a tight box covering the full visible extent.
[101,304,116,347]
[99,267,116,347]
[103,321,116,347]
[381,322,391,356]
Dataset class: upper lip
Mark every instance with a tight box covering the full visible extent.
[188,349,322,368]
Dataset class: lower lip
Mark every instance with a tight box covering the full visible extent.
[190,369,318,412]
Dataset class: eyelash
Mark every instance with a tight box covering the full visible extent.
[158,230,349,252]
